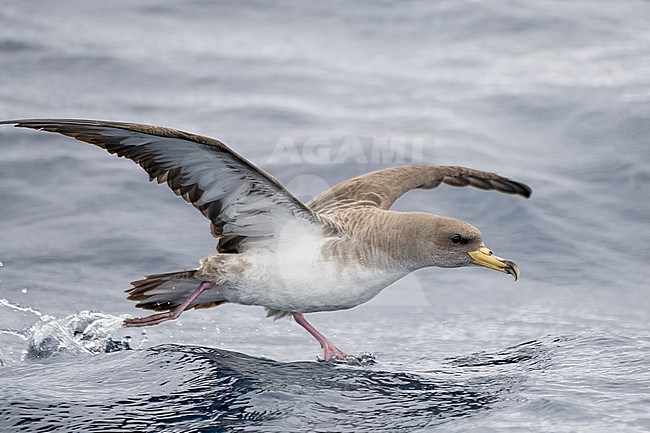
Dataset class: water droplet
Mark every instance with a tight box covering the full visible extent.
[0,261,3,267]
[21,288,27,294]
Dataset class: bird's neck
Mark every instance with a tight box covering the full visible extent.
[327,209,434,272]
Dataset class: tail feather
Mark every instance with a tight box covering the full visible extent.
[126,270,227,312]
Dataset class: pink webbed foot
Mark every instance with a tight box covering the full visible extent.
[123,281,213,328]
[321,340,358,364]
[292,312,359,364]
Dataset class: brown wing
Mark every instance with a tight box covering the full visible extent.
[308,165,531,215]
[1,118,325,252]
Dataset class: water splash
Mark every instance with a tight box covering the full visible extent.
[26,311,131,360]
[0,299,135,363]
[0,298,46,364]
[0,298,47,319]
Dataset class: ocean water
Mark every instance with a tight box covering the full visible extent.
[0,1,649,431]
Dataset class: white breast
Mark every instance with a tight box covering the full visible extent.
[218,219,406,312]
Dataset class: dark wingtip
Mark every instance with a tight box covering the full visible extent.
[498,177,532,199]
[515,181,533,199]
[0,119,66,132]
[0,118,104,130]
[1,119,48,126]
[0,119,22,127]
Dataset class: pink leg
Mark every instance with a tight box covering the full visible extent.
[123,281,213,327]
[292,312,352,362]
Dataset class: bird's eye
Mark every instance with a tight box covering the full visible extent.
[450,234,463,244]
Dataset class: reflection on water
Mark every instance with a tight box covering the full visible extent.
[0,341,545,432]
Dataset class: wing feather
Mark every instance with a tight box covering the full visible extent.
[1,118,325,252]
[309,165,531,215]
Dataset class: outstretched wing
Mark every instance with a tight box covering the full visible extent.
[1,118,325,253]
[308,165,531,215]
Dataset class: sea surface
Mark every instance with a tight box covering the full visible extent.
[0,1,649,432]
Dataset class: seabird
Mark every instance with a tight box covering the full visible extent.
[1,119,531,362]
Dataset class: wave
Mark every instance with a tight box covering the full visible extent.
[0,303,558,432]
[0,342,527,432]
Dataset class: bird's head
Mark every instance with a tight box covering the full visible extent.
[413,213,520,281]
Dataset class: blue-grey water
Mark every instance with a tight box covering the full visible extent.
[0,1,649,431]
